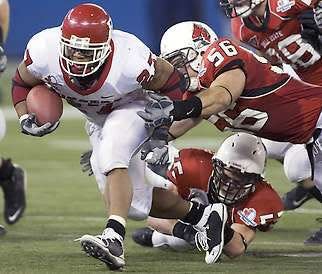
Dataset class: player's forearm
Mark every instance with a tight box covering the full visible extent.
[14,101,28,118]
[223,223,255,259]
[0,0,9,43]
[168,118,202,140]
[196,86,234,118]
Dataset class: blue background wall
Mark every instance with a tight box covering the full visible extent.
[6,0,230,57]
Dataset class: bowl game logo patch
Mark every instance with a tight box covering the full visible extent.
[276,0,295,13]
[237,207,258,227]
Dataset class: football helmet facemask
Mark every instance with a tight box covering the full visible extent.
[59,3,113,77]
[160,21,217,91]
[208,133,266,205]
[219,0,265,18]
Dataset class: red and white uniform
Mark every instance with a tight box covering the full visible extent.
[231,0,322,86]
[167,148,284,230]
[24,27,157,220]
[200,38,322,144]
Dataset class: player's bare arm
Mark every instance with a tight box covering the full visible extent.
[197,68,246,118]
[223,223,255,258]
[13,61,42,118]
[142,57,175,91]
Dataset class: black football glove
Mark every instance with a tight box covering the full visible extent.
[298,9,322,52]
[80,150,93,176]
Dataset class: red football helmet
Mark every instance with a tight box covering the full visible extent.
[59,3,113,77]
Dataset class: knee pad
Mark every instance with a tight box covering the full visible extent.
[284,145,311,183]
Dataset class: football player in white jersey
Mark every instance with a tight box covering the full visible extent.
[11,3,229,270]
[0,0,26,235]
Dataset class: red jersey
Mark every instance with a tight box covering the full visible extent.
[231,0,322,85]
[199,38,322,143]
[166,148,284,231]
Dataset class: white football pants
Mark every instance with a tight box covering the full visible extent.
[86,102,153,220]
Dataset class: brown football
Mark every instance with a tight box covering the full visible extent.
[26,85,63,125]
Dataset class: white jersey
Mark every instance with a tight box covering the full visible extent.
[24,27,155,126]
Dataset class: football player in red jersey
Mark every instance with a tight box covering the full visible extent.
[144,21,317,212]
[133,133,284,258]
[220,0,322,215]
[137,21,322,244]
[220,0,322,86]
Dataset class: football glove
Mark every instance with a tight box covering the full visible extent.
[0,45,7,74]
[137,93,174,130]
[80,150,93,176]
[141,126,169,165]
[315,1,322,29]
[19,113,59,137]
[298,9,322,52]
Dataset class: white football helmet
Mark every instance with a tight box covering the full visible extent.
[208,133,267,205]
[160,21,217,91]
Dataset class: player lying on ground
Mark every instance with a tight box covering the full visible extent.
[132,133,284,259]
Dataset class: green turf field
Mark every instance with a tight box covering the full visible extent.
[1,63,322,273]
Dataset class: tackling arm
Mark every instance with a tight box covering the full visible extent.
[223,223,255,258]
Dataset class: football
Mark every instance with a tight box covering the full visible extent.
[26,85,63,125]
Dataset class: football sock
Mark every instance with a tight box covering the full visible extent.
[181,201,206,225]
[152,230,190,250]
[172,221,198,245]
[0,158,14,182]
[106,215,126,240]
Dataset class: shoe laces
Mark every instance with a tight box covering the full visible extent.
[195,230,209,252]
[101,228,123,243]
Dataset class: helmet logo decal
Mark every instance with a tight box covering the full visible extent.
[70,35,90,47]
[192,23,211,48]
[237,207,257,226]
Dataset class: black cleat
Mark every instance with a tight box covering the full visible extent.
[304,228,322,245]
[195,203,228,264]
[282,185,313,210]
[1,165,26,224]
[78,228,125,271]
[132,227,154,247]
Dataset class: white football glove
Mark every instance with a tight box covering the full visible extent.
[137,93,174,130]
[19,113,59,137]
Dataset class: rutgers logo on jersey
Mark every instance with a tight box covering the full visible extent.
[192,23,211,47]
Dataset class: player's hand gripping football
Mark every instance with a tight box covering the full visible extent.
[0,45,7,74]
[137,92,175,131]
[19,113,59,137]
